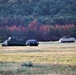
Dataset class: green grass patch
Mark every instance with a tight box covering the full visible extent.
[0,62,76,75]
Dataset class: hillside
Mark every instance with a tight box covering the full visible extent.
[0,0,76,26]
[0,0,76,41]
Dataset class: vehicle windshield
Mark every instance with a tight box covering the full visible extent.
[28,39,38,42]
[63,36,70,38]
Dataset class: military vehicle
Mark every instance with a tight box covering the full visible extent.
[59,36,75,43]
[26,39,39,46]
[2,37,26,46]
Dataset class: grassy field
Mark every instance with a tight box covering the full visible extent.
[0,42,76,75]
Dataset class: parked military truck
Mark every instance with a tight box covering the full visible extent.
[2,37,26,46]
[59,36,75,43]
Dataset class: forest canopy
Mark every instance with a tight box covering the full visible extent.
[0,0,76,26]
[0,0,76,41]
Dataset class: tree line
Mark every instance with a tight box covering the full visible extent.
[0,20,76,41]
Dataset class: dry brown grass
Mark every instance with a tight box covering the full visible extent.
[0,42,76,75]
[0,42,76,65]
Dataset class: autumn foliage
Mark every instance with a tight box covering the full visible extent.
[0,20,76,41]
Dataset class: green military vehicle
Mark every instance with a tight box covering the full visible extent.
[2,37,26,46]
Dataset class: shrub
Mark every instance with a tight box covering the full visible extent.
[21,61,33,67]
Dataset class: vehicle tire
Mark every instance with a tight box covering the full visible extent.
[2,44,7,46]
